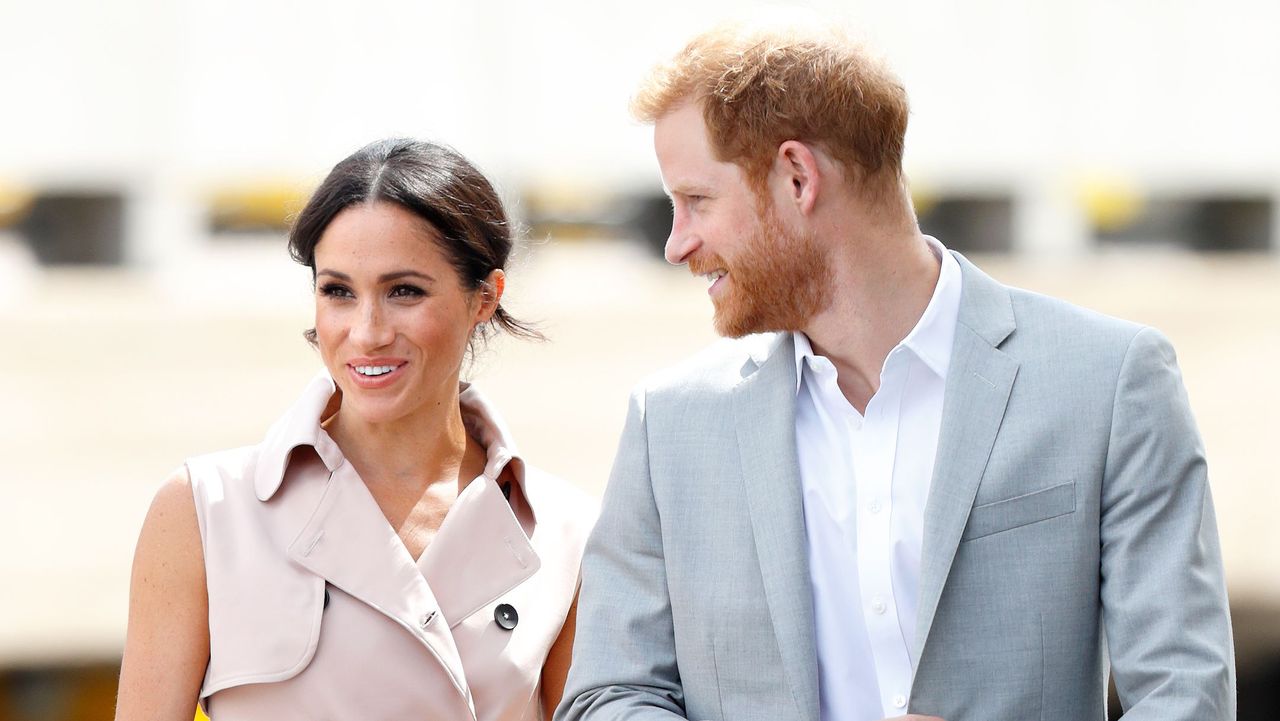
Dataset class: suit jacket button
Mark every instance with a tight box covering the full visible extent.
[494,603,518,630]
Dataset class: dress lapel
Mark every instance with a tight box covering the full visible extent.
[258,375,538,720]
[286,461,476,717]
[731,333,820,721]
[913,253,1020,668]
[419,474,540,629]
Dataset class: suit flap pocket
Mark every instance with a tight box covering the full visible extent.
[962,481,1075,541]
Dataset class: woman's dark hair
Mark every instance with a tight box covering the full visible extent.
[289,138,541,348]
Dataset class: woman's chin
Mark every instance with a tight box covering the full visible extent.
[333,389,408,426]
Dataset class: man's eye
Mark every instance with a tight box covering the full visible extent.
[319,283,353,298]
[390,284,425,298]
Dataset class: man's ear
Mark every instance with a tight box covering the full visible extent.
[774,140,822,216]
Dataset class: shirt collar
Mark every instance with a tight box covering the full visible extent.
[901,235,962,378]
[792,235,963,393]
[254,371,527,502]
[792,330,821,394]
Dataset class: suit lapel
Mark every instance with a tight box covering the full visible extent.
[286,461,476,717]
[731,333,820,721]
[913,254,1020,667]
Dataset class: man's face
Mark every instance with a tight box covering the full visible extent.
[654,101,831,337]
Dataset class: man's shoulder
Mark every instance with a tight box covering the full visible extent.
[1002,283,1147,351]
[636,333,783,400]
[957,253,1146,356]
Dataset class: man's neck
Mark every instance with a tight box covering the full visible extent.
[802,227,941,414]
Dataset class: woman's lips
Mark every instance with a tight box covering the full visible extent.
[346,361,407,389]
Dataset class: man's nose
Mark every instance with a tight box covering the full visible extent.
[663,212,698,266]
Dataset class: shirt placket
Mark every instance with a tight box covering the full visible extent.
[805,361,883,720]
[851,353,915,717]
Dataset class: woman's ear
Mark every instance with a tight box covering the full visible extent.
[476,269,505,323]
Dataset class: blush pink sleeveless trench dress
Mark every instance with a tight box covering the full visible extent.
[186,374,597,720]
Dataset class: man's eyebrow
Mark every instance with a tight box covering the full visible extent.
[668,184,713,198]
[315,269,436,284]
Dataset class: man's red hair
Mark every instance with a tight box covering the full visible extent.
[632,22,909,196]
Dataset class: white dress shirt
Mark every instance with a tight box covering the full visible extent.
[795,237,962,720]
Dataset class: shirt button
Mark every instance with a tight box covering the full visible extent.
[871,597,887,615]
[893,694,907,709]
[868,500,882,514]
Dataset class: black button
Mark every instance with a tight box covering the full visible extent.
[494,603,518,630]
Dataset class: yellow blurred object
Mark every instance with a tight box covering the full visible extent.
[522,179,628,242]
[1074,173,1145,232]
[195,706,210,720]
[911,185,939,216]
[208,180,311,232]
[0,180,35,229]
[524,179,610,219]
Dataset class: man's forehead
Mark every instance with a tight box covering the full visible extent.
[654,111,741,189]
[653,100,705,148]
[657,153,744,199]
[658,163,731,197]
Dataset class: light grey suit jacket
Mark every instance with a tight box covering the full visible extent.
[557,253,1235,721]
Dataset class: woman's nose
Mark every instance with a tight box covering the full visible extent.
[350,301,395,350]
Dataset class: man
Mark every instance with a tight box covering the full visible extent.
[556,21,1235,721]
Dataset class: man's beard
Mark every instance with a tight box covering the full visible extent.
[693,206,833,338]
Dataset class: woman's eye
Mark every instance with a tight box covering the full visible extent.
[389,284,426,298]
[319,283,353,299]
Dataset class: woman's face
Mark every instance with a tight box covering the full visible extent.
[312,201,498,426]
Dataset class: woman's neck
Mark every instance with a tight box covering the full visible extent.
[325,384,480,494]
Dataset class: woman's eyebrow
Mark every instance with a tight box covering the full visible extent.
[378,270,436,284]
[316,269,436,284]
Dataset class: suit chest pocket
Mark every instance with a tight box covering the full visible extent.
[961,481,1075,542]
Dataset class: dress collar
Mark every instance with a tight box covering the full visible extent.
[254,371,526,502]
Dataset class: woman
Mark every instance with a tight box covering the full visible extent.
[115,139,596,720]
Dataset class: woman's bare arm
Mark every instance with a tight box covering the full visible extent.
[541,589,579,720]
[115,467,210,721]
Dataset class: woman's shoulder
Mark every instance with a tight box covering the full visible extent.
[520,464,600,540]
[187,443,261,472]
[186,373,339,502]
[185,444,265,500]
[145,464,201,530]
[132,465,208,614]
